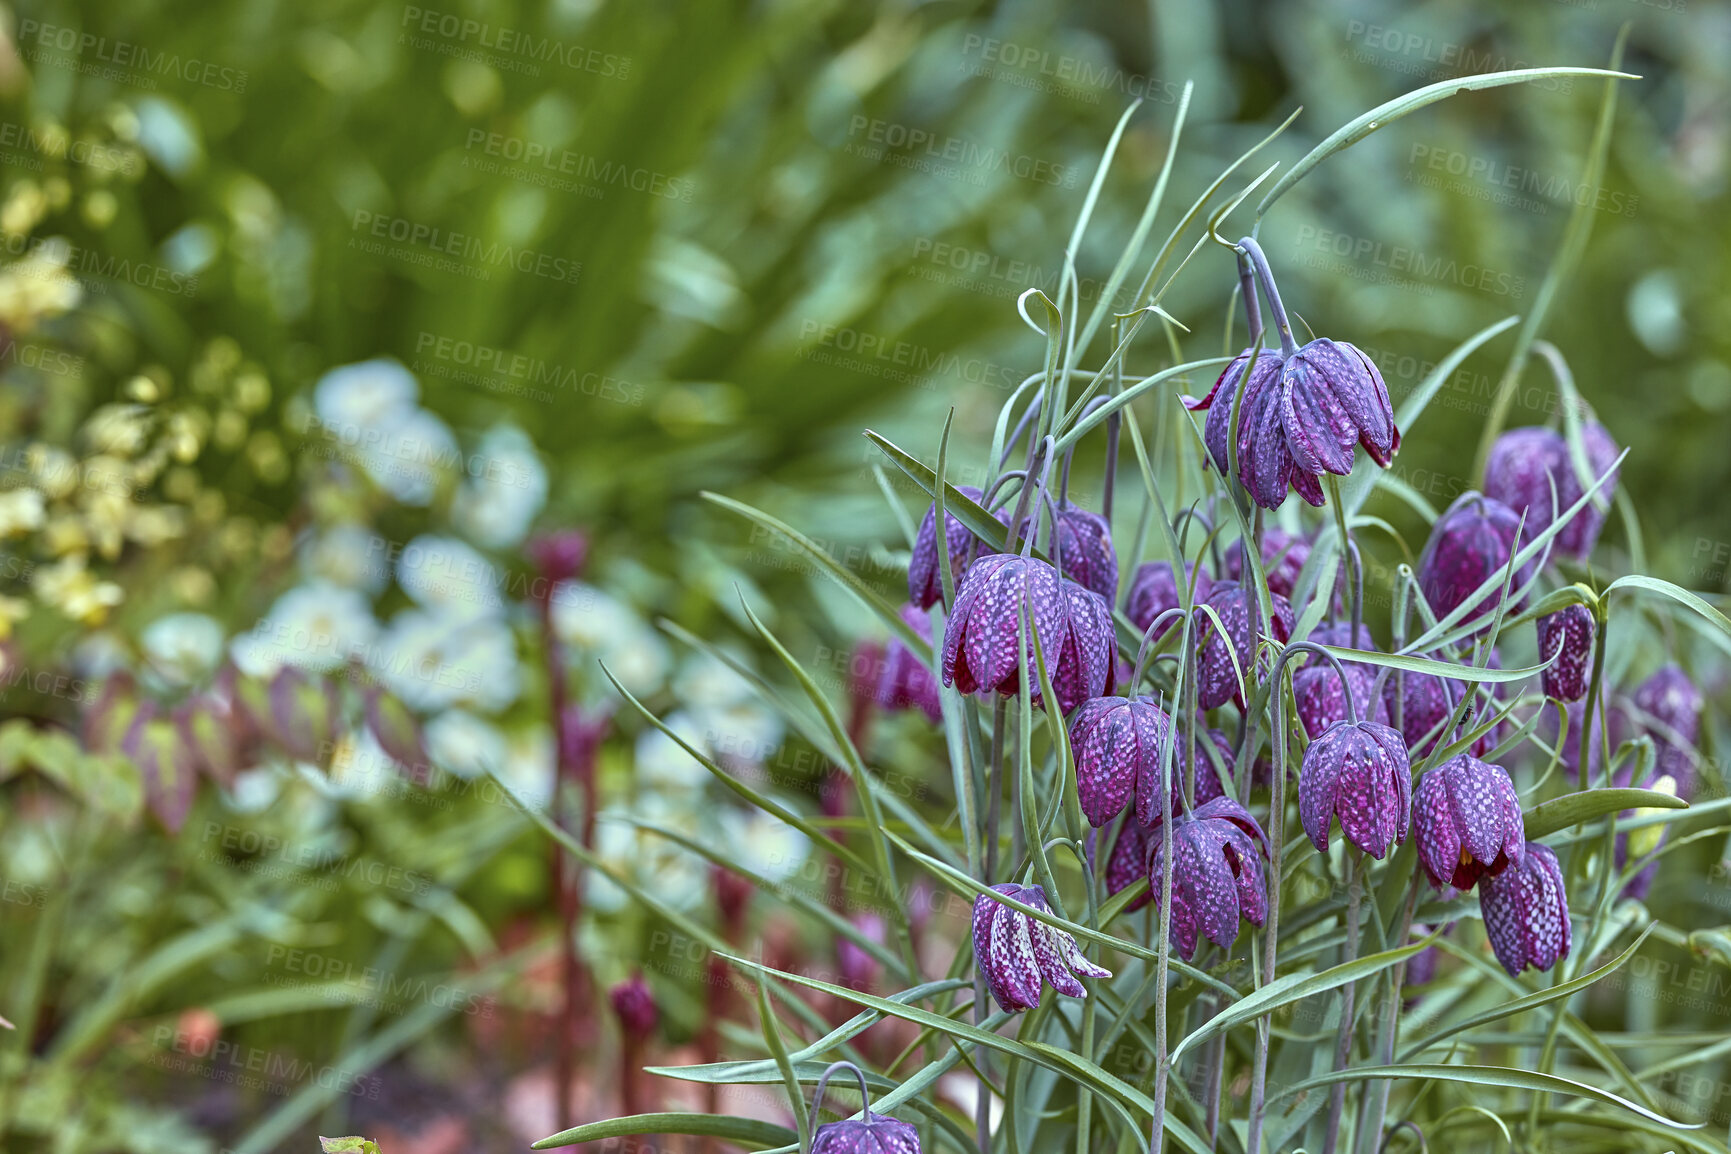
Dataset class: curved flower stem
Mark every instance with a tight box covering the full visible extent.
[1271,639,1361,725]
[811,1059,875,1122]
[1235,236,1298,357]
[1323,851,1366,1154]
[1245,656,1292,1154]
[1129,607,1187,689]
[983,469,1028,512]
[999,392,1045,469]
[1003,437,1052,557]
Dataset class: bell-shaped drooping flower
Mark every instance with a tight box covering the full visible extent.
[1145,797,1269,960]
[1047,503,1119,601]
[1089,820,1151,912]
[1536,604,1594,702]
[941,553,1114,714]
[909,485,995,610]
[1190,339,1398,510]
[1383,657,1502,759]
[972,883,1112,1012]
[874,603,942,722]
[1477,842,1571,976]
[809,1062,921,1154]
[1194,582,1295,710]
[1294,661,1387,738]
[1629,664,1703,796]
[1126,561,1212,641]
[1416,492,1534,627]
[1298,719,1412,859]
[1223,527,1310,601]
[1068,695,1171,828]
[1484,423,1621,560]
[1413,754,1525,890]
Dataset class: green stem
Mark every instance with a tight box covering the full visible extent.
[1323,853,1365,1154]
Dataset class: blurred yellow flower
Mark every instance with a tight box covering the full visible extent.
[0,248,82,332]
[0,489,45,537]
[33,555,123,624]
[0,594,30,639]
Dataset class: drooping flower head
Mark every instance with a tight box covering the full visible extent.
[1477,842,1571,976]
[1189,337,1398,511]
[1194,582,1295,710]
[1145,797,1269,960]
[1629,664,1704,796]
[809,1062,921,1154]
[1223,527,1310,601]
[1068,695,1171,828]
[1413,754,1525,890]
[909,485,995,610]
[1046,503,1119,601]
[874,603,942,722]
[1299,719,1412,859]
[1293,660,1387,739]
[1416,492,1535,627]
[1483,422,1621,560]
[609,973,658,1034]
[1383,657,1502,759]
[1126,561,1212,641]
[1536,604,1594,702]
[971,883,1112,1012]
[940,554,1114,714]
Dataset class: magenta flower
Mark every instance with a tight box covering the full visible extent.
[1145,797,1269,960]
[1068,695,1171,828]
[837,912,886,991]
[1194,582,1295,710]
[1293,661,1387,739]
[1190,338,1398,510]
[874,603,942,722]
[972,883,1111,1012]
[1483,423,1621,560]
[908,485,992,610]
[1536,604,1594,702]
[1095,819,1151,912]
[1629,664,1703,796]
[1046,504,1119,601]
[1478,842,1571,976]
[1412,754,1525,890]
[941,553,1114,714]
[609,974,658,1034]
[1298,720,1412,859]
[1416,492,1534,627]
[1126,561,1212,640]
[809,1064,921,1154]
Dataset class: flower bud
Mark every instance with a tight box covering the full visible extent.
[1478,842,1571,976]
[1535,604,1594,702]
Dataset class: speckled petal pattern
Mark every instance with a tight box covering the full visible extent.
[1413,755,1525,890]
[1415,492,1533,627]
[1536,604,1594,702]
[1479,842,1571,975]
[908,485,989,610]
[971,883,1112,1013]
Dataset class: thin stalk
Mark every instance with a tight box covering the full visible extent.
[1358,879,1420,1154]
[977,697,1009,1154]
[1323,852,1366,1154]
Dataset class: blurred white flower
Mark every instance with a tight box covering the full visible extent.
[498,724,556,809]
[396,533,502,621]
[230,579,377,677]
[369,608,520,713]
[551,580,670,697]
[228,767,282,813]
[693,698,784,769]
[367,407,458,507]
[140,612,224,686]
[633,709,712,790]
[301,523,390,593]
[588,792,709,914]
[719,807,810,882]
[0,489,45,537]
[451,424,548,549]
[313,358,419,432]
[425,708,508,780]
[673,651,759,711]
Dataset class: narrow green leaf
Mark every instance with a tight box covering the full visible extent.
[533,1114,797,1150]
[1524,789,1687,841]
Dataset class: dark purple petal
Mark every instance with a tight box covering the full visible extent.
[1413,755,1525,890]
[1299,720,1412,859]
[909,485,990,609]
[1536,604,1594,702]
[1223,528,1311,601]
[1416,492,1533,628]
[1195,583,1295,710]
[1478,842,1571,975]
[1049,505,1119,601]
[1126,561,1213,639]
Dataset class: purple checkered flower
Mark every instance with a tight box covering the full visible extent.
[1293,661,1387,739]
[809,1063,921,1154]
[1536,604,1594,702]
[909,485,996,610]
[1091,819,1151,912]
[972,883,1112,1012]
[1194,582,1295,710]
[1383,658,1502,759]
[1126,561,1212,640]
[1484,423,1621,560]
[874,603,942,722]
[1416,492,1534,627]
[1068,695,1170,828]
[1046,503,1119,601]
[1145,797,1269,960]
[1413,754,1525,890]
[940,553,1115,714]
[1478,842,1571,976]
[1298,719,1412,859]
[1631,664,1704,796]
[1189,338,1399,510]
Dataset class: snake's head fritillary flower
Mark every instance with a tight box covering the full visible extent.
[1416,492,1533,627]
[874,603,942,722]
[1383,659,1501,759]
[1413,754,1525,890]
[1223,527,1311,601]
[1484,423,1621,560]
[1194,582,1295,710]
[909,485,993,610]
[1068,695,1171,828]
[1145,797,1269,960]
[609,973,658,1034]
[1298,719,1412,859]
[941,554,1114,714]
[1190,339,1398,509]
[1536,604,1594,702]
[1293,662,1387,739]
[971,883,1112,1012]
[1478,842,1571,976]
[1629,664,1703,796]
[1047,504,1119,601]
[1094,819,1151,912]
[1126,561,1212,640]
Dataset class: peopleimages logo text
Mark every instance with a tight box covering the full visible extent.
[16,21,248,91]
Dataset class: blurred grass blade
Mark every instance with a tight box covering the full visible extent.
[533,1114,798,1150]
